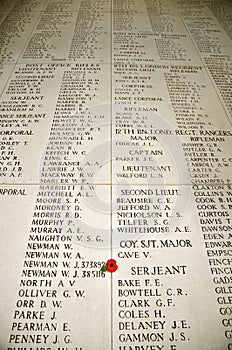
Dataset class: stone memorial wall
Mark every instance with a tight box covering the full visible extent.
[0,0,231,349]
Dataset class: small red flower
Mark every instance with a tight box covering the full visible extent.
[106,259,118,273]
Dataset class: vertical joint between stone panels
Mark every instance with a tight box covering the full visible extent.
[110,0,113,263]
[110,2,114,350]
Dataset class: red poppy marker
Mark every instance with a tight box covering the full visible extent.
[106,259,118,273]
[101,259,118,273]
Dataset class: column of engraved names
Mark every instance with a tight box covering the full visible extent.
[9,187,75,348]
[7,62,110,348]
[111,2,201,347]
[113,186,193,350]
[112,90,193,349]
[175,0,232,117]
[21,0,110,62]
[112,96,194,349]
[0,62,58,181]
[144,0,190,63]
[194,185,232,350]
[164,64,232,184]
[162,3,232,346]
[0,0,43,62]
